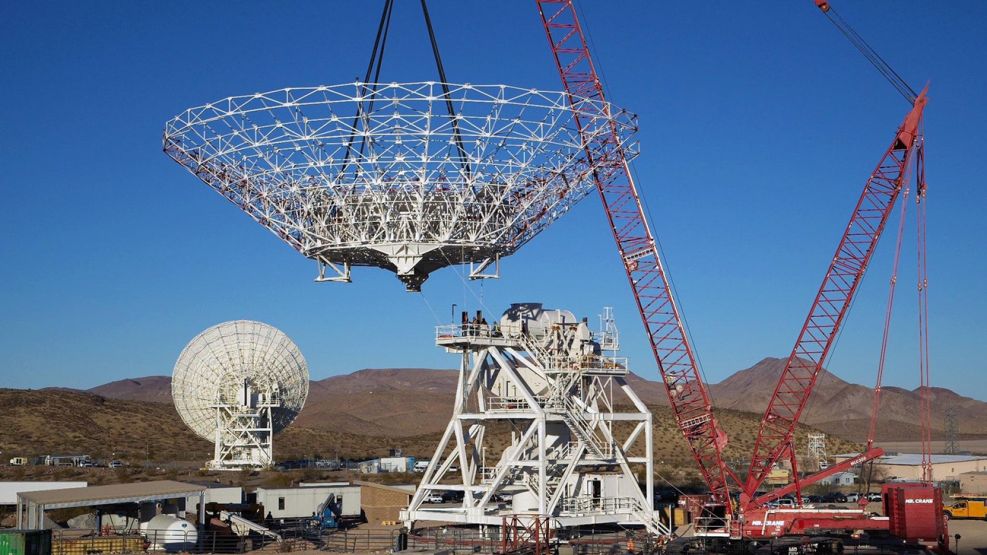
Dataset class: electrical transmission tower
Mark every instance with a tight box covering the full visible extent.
[944,408,959,455]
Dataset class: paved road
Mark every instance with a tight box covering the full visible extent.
[949,519,987,554]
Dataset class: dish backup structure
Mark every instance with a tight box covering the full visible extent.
[172,321,309,470]
[163,82,637,291]
[403,303,666,535]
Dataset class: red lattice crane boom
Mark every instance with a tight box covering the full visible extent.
[743,89,928,502]
[535,0,734,508]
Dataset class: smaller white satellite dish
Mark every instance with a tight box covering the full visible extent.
[172,320,309,469]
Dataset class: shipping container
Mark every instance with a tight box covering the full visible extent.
[0,529,52,555]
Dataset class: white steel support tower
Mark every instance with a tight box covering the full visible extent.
[403,303,667,535]
[209,378,282,470]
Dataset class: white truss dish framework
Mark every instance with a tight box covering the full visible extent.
[403,303,667,536]
[172,320,309,470]
[163,82,637,290]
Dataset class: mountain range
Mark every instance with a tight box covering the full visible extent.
[87,357,987,442]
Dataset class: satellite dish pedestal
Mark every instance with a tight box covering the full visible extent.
[402,304,667,536]
[207,379,283,470]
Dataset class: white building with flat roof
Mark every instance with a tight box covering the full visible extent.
[253,484,360,519]
[833,453,987,482]
[818,471,856,486]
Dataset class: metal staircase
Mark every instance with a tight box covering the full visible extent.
[631,498,669,536]
[559,396,607,458]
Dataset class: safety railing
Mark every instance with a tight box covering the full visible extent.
[480,466,498,483]
[436,324,629,374]
[559,496,639,515]
[486,395,548,411]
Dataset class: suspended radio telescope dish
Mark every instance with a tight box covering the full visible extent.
[172,320,309,470]
[164,82,638,291]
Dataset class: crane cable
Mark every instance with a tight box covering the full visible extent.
[342,0,471,179]
[915,138,933,482]
[338,0,395,179]
[865,182,910,452]
[420,0,472,180]
[817,3,918,103]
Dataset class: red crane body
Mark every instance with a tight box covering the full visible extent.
[742,90,928,503]
[534,0,734,509]
[535,0,940,544]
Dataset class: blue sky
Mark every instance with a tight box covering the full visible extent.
[1,2,984,399]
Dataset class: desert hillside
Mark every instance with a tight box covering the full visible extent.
[0,384,858,473]
[90,358,987,444]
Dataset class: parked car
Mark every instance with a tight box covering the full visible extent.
[765,499,793,509]
[867,492,882,502]
[807,495,823,504]
[821,492,848,504]
[846,492,860,503]
[424,494,444,504]
[108,460,125,468]
[471,492,507,502]
[441,491,465,503]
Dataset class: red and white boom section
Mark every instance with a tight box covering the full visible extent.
[535,0,735,510]
[536,0,929,523]
[742,0,929,506]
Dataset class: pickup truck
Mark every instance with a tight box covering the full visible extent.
[943,497,987,520]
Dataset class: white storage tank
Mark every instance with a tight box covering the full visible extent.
[144,515,197,552]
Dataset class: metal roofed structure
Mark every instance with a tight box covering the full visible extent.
[0,482,88,506]
[881,454,987,466]
[835,453,987,466]
[15,480,207,530]
[164,82,637,291]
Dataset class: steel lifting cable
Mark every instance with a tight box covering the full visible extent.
[914,139,933,482]
[340,1,473,194]
[356,0,396,159]
[339,0,395,179]
[820,4,918,103]
[420,0,472,180]
[865,182,910,451]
